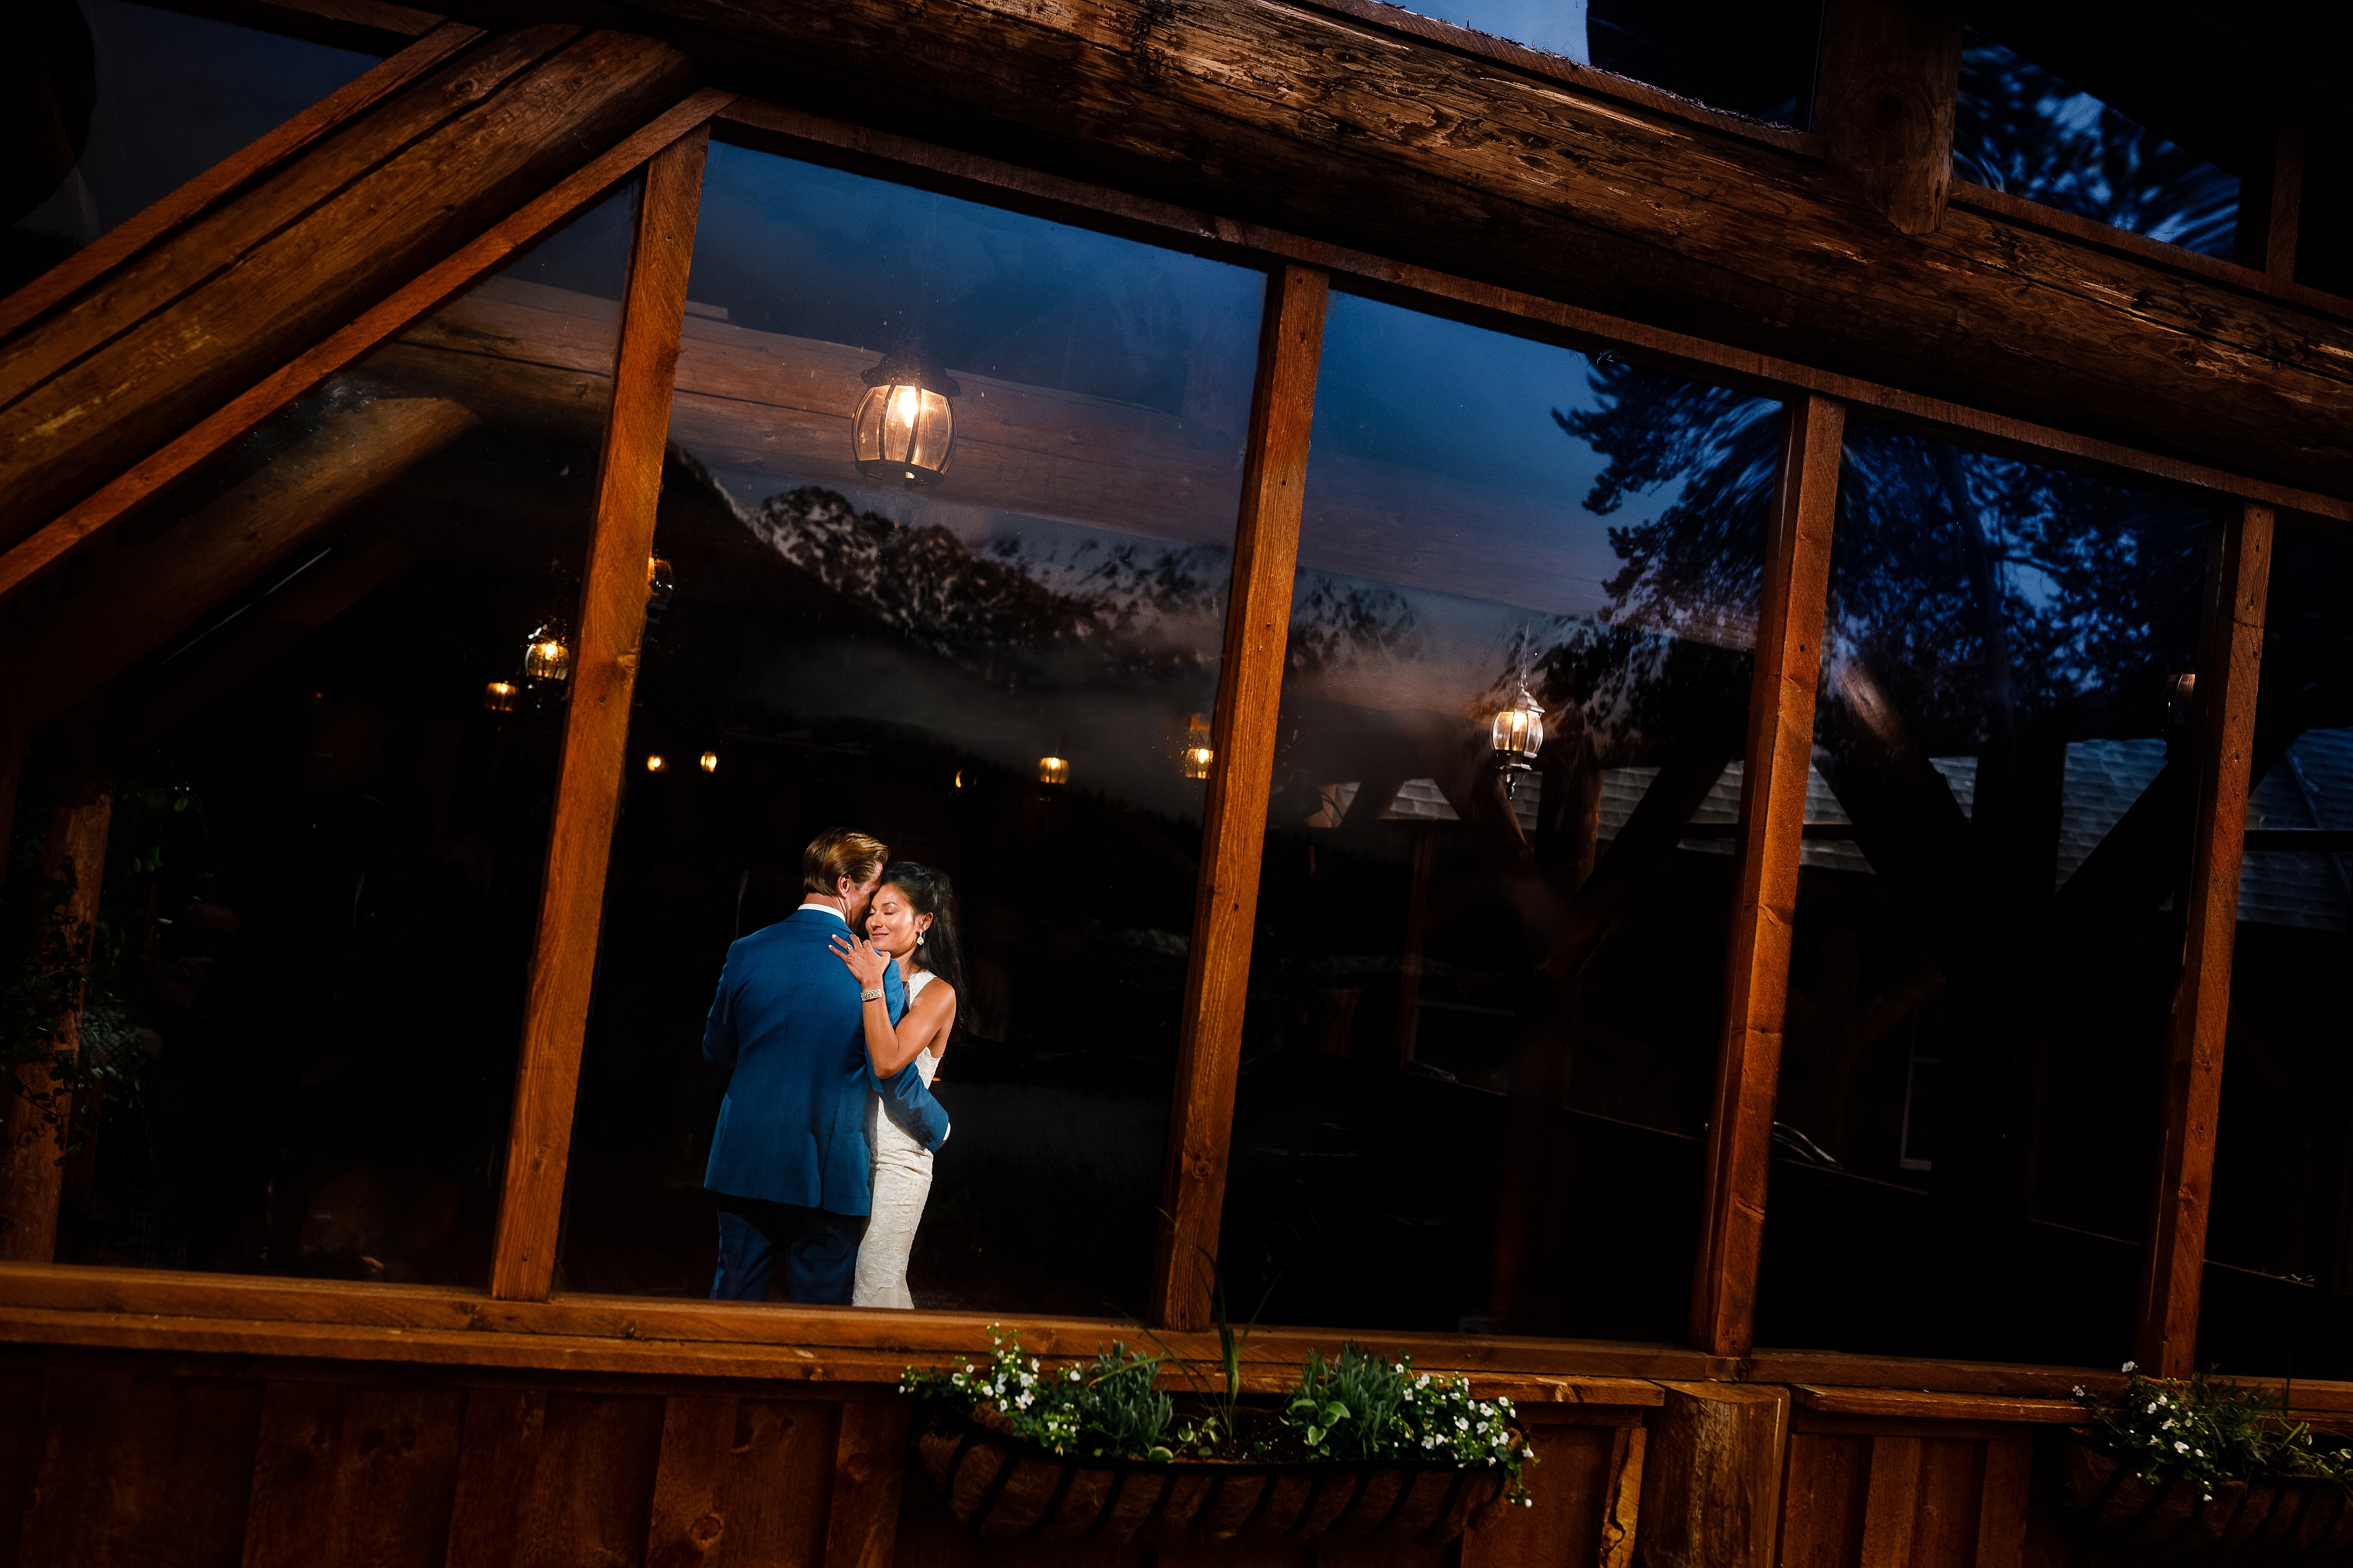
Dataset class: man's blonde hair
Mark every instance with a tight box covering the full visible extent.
[801,828,889,895]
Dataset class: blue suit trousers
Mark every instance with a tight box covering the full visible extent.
[712,1194,867,1304]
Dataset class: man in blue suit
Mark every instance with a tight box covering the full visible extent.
[703,828,951,1303]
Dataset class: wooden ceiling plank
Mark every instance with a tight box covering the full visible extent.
[0,19,483,343]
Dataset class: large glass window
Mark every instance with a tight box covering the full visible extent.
[30,179,639,1282]
[1954,31,2239,259]
[551,142,1265,1316]
[1214,293,1780,1338]
[2199,520,2353,1378]
[1753,425,2219,1366]
[1403,0,1819,126]
[6,0,379,294]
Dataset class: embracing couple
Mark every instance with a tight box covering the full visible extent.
[701,829,960,1309]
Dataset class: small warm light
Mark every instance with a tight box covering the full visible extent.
[482,681,518,713]
[699,750,719,774]
[645,753,668,774]
[852,349,960,490]
[1492,685,1545,796]
[647,555,676,616]
[523,625,572,682]
[1037,755,1070,787]
[1181,713,1214,780]
[953,769,964,790]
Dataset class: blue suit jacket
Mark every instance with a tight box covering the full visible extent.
[701,905,951,1213]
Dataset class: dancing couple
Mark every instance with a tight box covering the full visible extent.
[700,828,961,1308]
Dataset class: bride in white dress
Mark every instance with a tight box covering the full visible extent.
[831,861,961,1309]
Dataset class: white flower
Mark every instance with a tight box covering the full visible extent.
[2175,1442,2190,1454]
[1457,1417,1470,1431]
[1523,1447,1535,1458]
[2073,1387,2086,1397]
[2195,1450,2204,1458]
[2123,1361,2138,1372]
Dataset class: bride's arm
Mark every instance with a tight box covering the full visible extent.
[831,935,936,1078]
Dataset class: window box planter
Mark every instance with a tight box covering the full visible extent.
[916,1417,1513,1546]
[2065,1437,2353,1556]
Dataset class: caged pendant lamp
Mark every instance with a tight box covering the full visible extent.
[1491,685,1544,797]
[852,347,961,491]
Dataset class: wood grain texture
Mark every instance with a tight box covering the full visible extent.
[822,1401,906,1568]
[1689,395,1845,1358]
[1974,1439,2032,1568]
[1,398,478,739]
[1812,0,1962,235]
[489,124,709,1303]
[1635,1381,1788,1568]
[627,0,2353,497]
[1148,263,1329,1333]
[2234,119,2305,280]
[0,28,693,551]
[1790,1388,2079,1425]
[514,1393,666,1568]
[0,21,483,343]
[646,1394,733,1568]
[0,784,114,1265]
[1779,1432,1871,1568]
[2132,501,2274,1378]
[15,1368,266,1568]
[444,1387,547,1568]
[239,1380,467,1568]
[0,77,730,608]
[713,96,2353,526]
[1858,1436,1921,1568]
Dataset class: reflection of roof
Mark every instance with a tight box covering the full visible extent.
[1589,731,2353,932]
[1384,776,1541,831]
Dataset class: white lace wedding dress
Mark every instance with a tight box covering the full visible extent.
[852,969,941,1309]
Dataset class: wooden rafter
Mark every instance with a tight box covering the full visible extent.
[490,123,711,1303]
[1149,263,1330,1333]
[2133,501,2274,1377]
[1689,394,1845,1360]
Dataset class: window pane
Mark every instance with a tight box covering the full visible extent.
[37,178,639,1282]
[553,141,1264,1315]
[1755,423,2218,1366]
[1403,0,1820,126]
[7,0,379,292]
[2200,521,2353,1376]
[1215,292,1780,1337]
[1955,31,2239,259]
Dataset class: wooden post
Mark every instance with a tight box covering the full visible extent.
[489,124,709,1303]
[1688,394,1845,1358]
[0,733,114,1263]
[2233,118,2305,280]
[1634,1383,1789,1568]
[1812,0,1963,235]
[1149,263,1329,1331]
[2132,501,2272,1376]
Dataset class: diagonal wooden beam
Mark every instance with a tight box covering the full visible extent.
[1689,393,1845,1359]
[1149,263,1329,1332]
[2133,501,2273,1377]
[0,87,734,608]
[489,122,711,1303]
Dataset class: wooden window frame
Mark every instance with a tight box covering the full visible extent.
[0,19,2298,1388]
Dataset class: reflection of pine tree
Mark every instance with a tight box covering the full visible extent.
[746,486,1226,687]
[1954,38,2238,258]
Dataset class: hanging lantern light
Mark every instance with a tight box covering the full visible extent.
[699,750,719,774]
[523,622,572,683]
[1492,685,1545,796]
[852,347,960,490]
[482,680,518,713]
[1181,713,1214,781]
[1037,755,1070,787]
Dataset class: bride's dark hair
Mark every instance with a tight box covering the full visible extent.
[881,860,966,1042]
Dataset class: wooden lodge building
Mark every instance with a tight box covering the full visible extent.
[2,0,2350,1561]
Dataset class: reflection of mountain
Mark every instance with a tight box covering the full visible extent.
[744,485,1226,687]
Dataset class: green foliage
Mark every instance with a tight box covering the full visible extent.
[1285,1344,1407,1460]
[1074,1343,1174,1462]
[2074,1362,2353,1498]
[900,1329,1174,1460]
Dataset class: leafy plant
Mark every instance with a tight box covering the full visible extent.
[1144,1237,1278,1456]
[1286,1343,1408,1460]
[1074,1342,1174,1461]
[2073,1362,2353,1500]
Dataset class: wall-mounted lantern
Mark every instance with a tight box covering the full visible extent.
[1037,755,1070,787]
[1492,685,1545,797]
[699,750,719,774]
[852,349,960,490]
[645,753,668,774]
[482,681,518,713]
[523,622,573,684]
[1182,714,1214,781]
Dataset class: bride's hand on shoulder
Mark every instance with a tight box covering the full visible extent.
[830,932,890,990]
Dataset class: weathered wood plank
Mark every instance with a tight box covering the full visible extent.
[1148,263,1328,1332]
[821,1401,905,1568]
[645,1394,733,1568]
[1790,1388,2079,1425]
[513,1393,666,1568]
[239,1380,467,1568]
[0,28,695,556]
[2132,501,2274,1377]
[0,89,735,606]
[1779,1432,1870,1568]
[1858,1435,1923,1568]
[1,399,479,738]
[1813,0,1961,235]
[1635,1381,1788,1568]
[633,0,2353,496]
[1974,1439,2032,1568]
[15,1370,265,1568]
[489,124,709,1303]
[1688,394,1844,1359]
[718,1400,838,1567]
[0,22,483,342]
[0,772,114,1265]
[2235,118,2305,280]
[444,1387,547,1568]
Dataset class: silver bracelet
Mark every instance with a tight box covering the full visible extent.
[861,986,885,1003]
